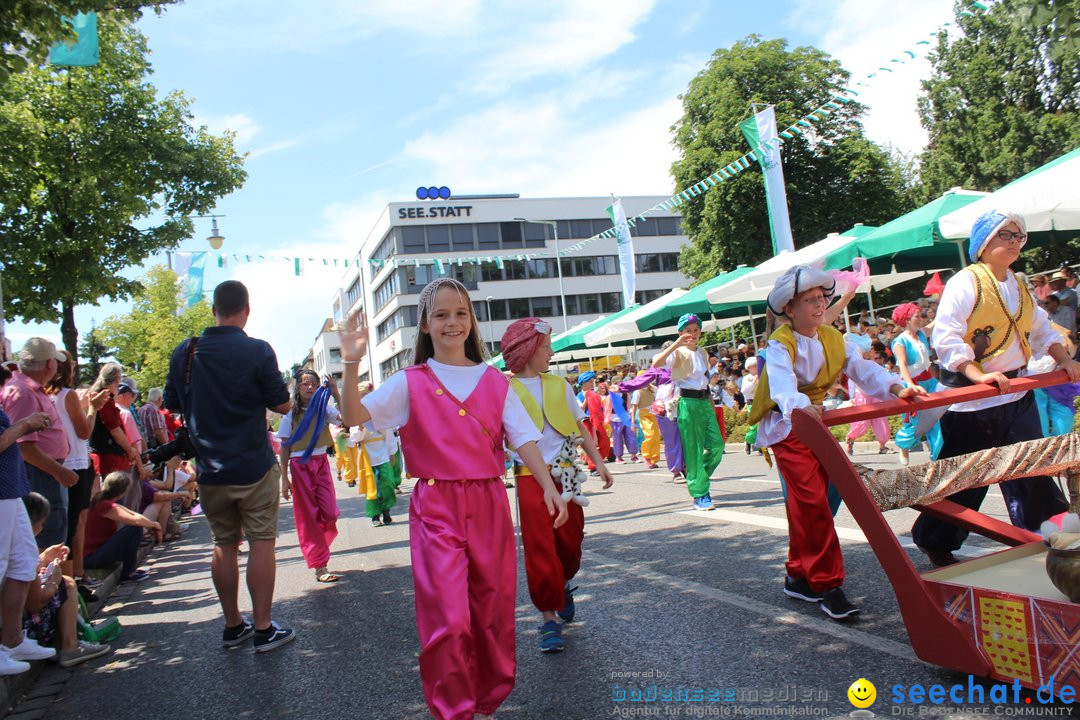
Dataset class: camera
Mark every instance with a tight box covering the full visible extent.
[144,426,197,467]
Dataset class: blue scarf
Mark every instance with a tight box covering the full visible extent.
[284,384,332,464]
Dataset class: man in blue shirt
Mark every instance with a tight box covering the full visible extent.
[164,280,294,653]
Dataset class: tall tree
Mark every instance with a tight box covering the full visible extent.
[0,13,246,360]
[98,265,213,391]
[917,0,1080,198]
[670,36,914,281]
[77,322,112,385]
[0,1,177,83]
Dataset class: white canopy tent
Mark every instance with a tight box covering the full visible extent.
[938,147,1080,239]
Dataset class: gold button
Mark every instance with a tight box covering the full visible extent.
[458,409,467,416]
[427,478,435,486]
[435,389,444,396]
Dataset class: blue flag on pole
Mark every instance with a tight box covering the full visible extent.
[49,13,99,67]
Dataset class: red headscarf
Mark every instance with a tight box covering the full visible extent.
[891,303,920,327]
[500,317,551,373]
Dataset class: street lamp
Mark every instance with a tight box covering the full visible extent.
[485,295,495,354]
[514,217,568,333]
[194,214,226,249]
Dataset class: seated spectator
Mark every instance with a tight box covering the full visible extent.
[138,470,193,543]
[22,493,111,667]
[84,472,160,583]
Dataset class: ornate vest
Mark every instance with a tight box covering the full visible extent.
[398,364,508,480]
[510,374,579,437]
[283,408,333,450]
[963,262,1034,367]
[747,324,846,426]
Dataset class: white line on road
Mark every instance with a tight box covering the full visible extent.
[583,548,923,663]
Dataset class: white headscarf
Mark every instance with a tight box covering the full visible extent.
[766,265,836,316]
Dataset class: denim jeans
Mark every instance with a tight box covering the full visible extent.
[84,524,142,579]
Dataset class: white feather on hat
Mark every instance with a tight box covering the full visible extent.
[766,265,836,316]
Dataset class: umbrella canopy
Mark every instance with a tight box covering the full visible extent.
[938,146,1080,239]
[852,189,987,273]
[636,266,757,331]
[551,305,639,353]
[584,288,688,345]
[705,226,877,306]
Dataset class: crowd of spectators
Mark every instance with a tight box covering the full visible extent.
[1,337,196,676]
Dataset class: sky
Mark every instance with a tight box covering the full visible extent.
[5,0,958,370]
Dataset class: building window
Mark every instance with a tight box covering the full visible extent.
[427,225,450,252]
[380,350,410,378]
[631,218,658,237]
[346,277,362,307]
[402,226,426,253]
[476,223,500,249]
[489,298,509,320]
[373,272,401,314]
[480,261,503,282]
[656,217,680,236]
[523,223,547,248]
[451,224,475,250]
[372,229,398,262]
[500,222,523,248]
[504,259,527,280]
[328,348,342,364]
[376,305,418,343]
[508,297,530,318]
[564,295,579,315]
[570,219,592,239]
[601,292,622,312]
[531,296,555,316]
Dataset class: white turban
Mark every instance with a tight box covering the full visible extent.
[766,265,836,316]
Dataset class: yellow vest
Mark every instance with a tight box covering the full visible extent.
[510,374,579,437]
[964,262,1034,367]
[284,409,334,450]
[747,324,846,426]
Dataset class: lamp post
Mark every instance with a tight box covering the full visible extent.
[192,214,226,249]
[485,295,495,354]
[514,218,568,333]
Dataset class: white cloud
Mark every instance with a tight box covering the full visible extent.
[468,0,658,92]
[793,0,957,156]
[193,112,262,146]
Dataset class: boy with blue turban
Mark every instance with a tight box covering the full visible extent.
[913,210,1080,567]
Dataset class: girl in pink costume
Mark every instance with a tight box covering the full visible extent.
[337,278,568,720]
[276,369,342,583]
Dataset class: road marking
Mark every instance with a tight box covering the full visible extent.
[584,549,922,662]
[674,507,996,560]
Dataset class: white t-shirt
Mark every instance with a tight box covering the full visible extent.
[509,376,586,465]
[361,359,540,452]
[666,348,709,390]
[276,404,341,458]
[359,427,391,466]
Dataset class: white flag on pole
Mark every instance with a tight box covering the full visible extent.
[607,197,636,308]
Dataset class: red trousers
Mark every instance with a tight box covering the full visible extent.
[771,434,844,591]
[585,418,610,470]
[517,471,585,612]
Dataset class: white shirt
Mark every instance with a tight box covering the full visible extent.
[276,404,341,458]
[508,376,586,465]
[741,373,759,399]
[358,427,391,466]
[361,359,540,452]
[666,348,709,390]
[932,269,1059,412]
[757,333,897,448]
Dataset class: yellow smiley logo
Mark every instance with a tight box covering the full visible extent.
[847,678,876,709]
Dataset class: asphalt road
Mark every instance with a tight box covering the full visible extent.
[18,444,1080,720]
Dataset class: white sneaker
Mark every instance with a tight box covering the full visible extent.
[0,648,30,675]
[7,637,57,661]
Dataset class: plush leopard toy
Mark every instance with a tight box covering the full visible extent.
[549,435,590,507]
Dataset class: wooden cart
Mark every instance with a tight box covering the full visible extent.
[791,371,1080,689]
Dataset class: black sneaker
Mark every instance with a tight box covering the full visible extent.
[783,576,823,603]
[222,619,254,648]
[253,622,296,653]
[382,511,392,525]
[820,587,859,620]
[77,583,99,605]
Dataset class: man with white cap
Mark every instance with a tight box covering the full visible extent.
[913,210,1080,567]
[0,338,76,548]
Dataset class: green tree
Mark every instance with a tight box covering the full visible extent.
[917,0,1080,198]
[0,1,177,83]
[0,14,246,360]
[98,265,213,391]
[670,36,915,281]
[77,322,112,385]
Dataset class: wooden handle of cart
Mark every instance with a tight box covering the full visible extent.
[818,370,1069,426]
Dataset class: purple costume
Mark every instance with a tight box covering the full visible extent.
[618,368,684,474]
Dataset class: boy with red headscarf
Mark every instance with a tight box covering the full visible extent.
[501,318,613,654]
